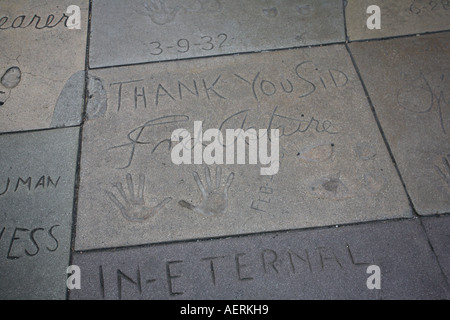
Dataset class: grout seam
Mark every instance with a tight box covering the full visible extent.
[66,0,93,301]
[71,214,450,255]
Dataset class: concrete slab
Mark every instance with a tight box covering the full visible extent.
[422,216,450,285]
[0,127,79,299]
[75,45,411,250]
[349,33,450,215]
[70,219,448,299]
[89,0,345,68]
[0,0,88,133]
[346,0,450,41]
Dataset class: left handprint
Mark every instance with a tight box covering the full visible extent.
[106,173,172,222]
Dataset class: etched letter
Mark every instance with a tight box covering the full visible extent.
[166,260,184,296]
[201,256,225,286]
[155,83,176,106]
[25,228,44,257]
[47,225,59,252]
[117,267,142,299]
[47,176,61,188]
[262,249,279,274]
[0,178,10,196]
[235,253,254,281]
[202,75,226,100]
[7,228,29,260]
[35,176,46,189]
[15,177,31,192]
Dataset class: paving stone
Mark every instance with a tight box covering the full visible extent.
[70,219,448,299]
[346,0,450,41]
[349,33,450,215]
[89,0,345,68]
[0,127,79,299]
[422,216,450,285]
[0,0,88,133]
[76,45,411,250]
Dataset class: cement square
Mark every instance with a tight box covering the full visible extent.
[0,0,88,133]
[70,219,448,299]
[76,45,411,250]
[349,33,450,215]
[0,127,79,299]
[346,0,450,41]
[89,0,345,68]
[422,216,450,285]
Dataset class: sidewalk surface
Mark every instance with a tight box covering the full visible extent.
[0,0,449,300]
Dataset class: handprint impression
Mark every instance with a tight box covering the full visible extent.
[140,0,223,25]
[179,167,234,216]
[107,173,172,222]
[435,154,450,188]
[141,0,181,25]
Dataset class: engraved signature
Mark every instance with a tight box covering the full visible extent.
[109,107,338,169]
[397,72,449,134]
[108,115,190,169]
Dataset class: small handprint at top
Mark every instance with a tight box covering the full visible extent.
[139,0,223,25]
[141,0,181,25]
[106,173,172,222]
[262,2,312,18]
[179,166,234,216]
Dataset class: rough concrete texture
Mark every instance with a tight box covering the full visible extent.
[346,0,450,40]
[0,0,88,133]
[70,219,448,300]
[349,33,450,215]
[0,127,79,299]
[75,45,411,250]
[89,0,345,68]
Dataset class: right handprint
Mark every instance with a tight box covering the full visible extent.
[179,166,234,216]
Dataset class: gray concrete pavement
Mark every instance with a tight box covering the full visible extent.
[0,0,449,300]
